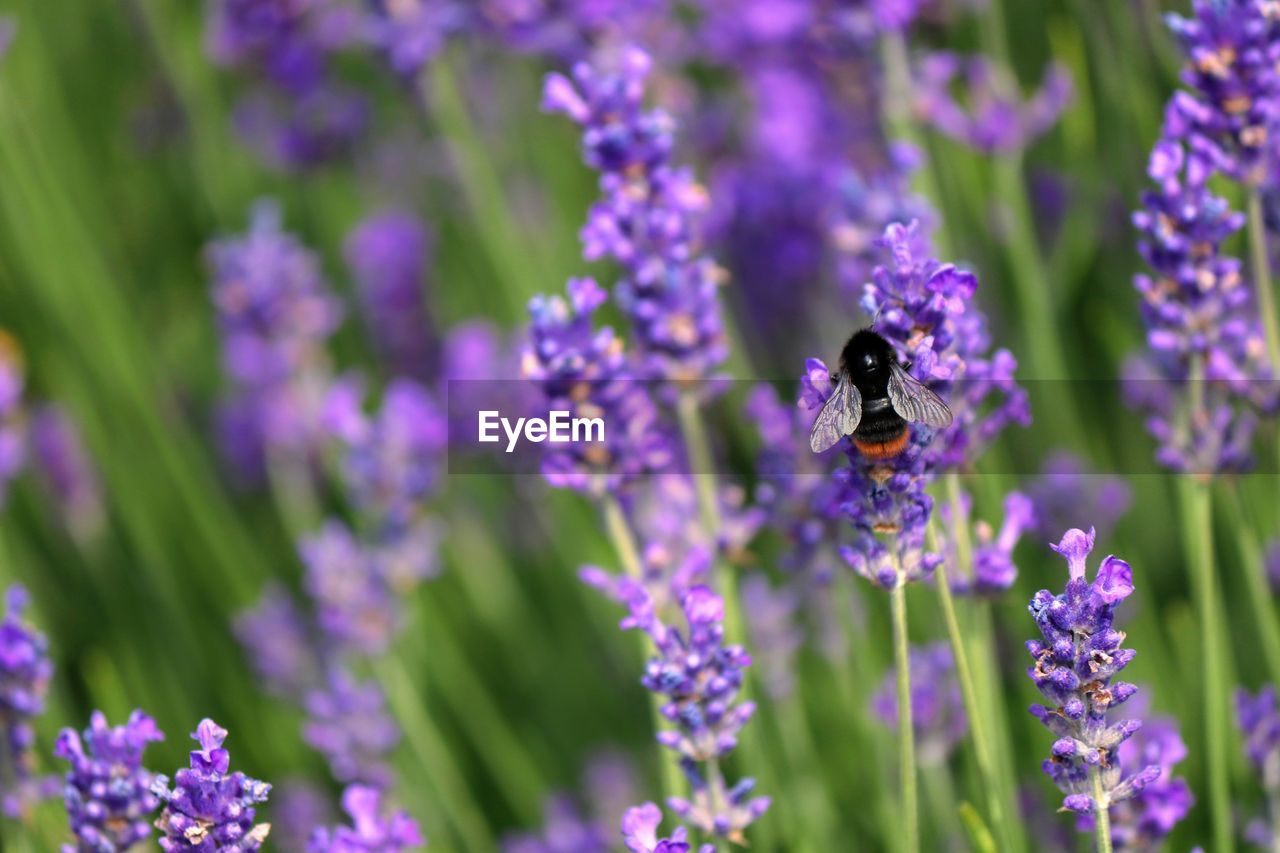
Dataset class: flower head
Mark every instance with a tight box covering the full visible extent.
[29,405,104,542]
[56,710,165,853]
[914,52,1073,154]
[1027,452,1132,542]
[1127,138,1269,474]
[1164,0,1280,185]
[308,784,423,852]
[303,667,399,788]
[544,47,727,386]
[620,802,714,853]
[345,211,438,381]
[151,719,271,852]
[522,278,675,495]
[1026,529,1155,814]
[0,584,53,818]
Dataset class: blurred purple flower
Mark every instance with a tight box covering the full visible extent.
[345,211,438,381]
[303,667,399,788]
[367,0,464,78]
[234,86,369,172]
[940,490,1036,596]
[1164,0,1280,186]
[1077,704,1193,849]
[1267,540,1280,592]
[503,795,609,853]
[0,17,14,61]
[620,802,714,853]
[56,710,165,853]
[233,582,320,699]
[29,405,104,542]
[522,278,675,496]
[208,201,342,475]
[151,719,271,852]
[914,52,1073,153]
[1027,452,1132,543]
[480,0,674,60]
[273,780,336,852]
[1126,138,1269,474]
[621,585,770,842]
[1238,685,1280,848]
[1026,528,1157,815]
[0,585,53,818]
[739,573,803,701]
[872,642,967,765]
[309,784,423,851]
[543,47,728,386]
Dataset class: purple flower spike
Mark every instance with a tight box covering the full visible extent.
[345,211,438,381]
[308,784,423,852]
[1028,452,1132,542]
[0,584,54,818]
[872,642,967,765]
[56,710,165,853]
[151,718,271,852]
[1164,0,1280,186]
[915,52,1074,153]
[29,405,104,542]
[1027,531,1157,816]
[303,667,399,788]
[0,336,27,505]
[522,278,675,496]
[1126,137,1271,474]
[619,586,768,842]
[1237,685,1280,845]
[543,46,728,386]
[620,803,713,853]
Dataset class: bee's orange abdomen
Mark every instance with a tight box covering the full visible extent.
[852,429,910,460]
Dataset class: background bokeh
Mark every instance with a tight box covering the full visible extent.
[0,0,1276,850]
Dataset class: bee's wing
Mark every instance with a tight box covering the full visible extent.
[809,373,863,453]
[887,363,954,427]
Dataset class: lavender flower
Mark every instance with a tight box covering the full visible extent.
[367,0,462,78]
[272,781,335,852]
[1079,705,1193,850]
[232,583,320,699]
[0,335,27,505]
[480,0,675,60]
[914,52,1073,153]
[0,585,52,818]
[1026,528,1159,815]
[543,47,728,386]
[0,17,14,60]
[233,86,369,172]
[1164,0,1280,186]
[1267,540,1280,593]
[522,278,674,495]
[208,201,342,475]
[872,642,967,766]
[1127,139,1268,474]
[940,490,1036,596]
[503,795,609,853]
[345,211,437,382]
[1027,452,1132,543]
[302,667,399,788]
[29,405,104,542]
[622,585,769,842]
[620,802,714,853]
[739,574,803,701]
[1236,685,1280,847]
[308,784,422,852]
[804,220,1028,590]
[151,719,271,852]
[56,710,164,852]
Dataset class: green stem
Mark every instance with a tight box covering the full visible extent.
[890,578,919,853]
[1178,476,1234,853]
[928,524,1011,851]
[1247,191,1280,377]
[601,494,685,805]
[1089,765,1114,853]
[373,655,492,849]
[1225,487,1280,686]
[675,393,744,644]
[421,55,538,322]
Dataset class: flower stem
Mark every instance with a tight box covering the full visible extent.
[1246,190,1280,376]
[890,577,919,853]
[928,523,1011,852]
[1178,476,1234,853]
[601,493,685,805]
[1089,765,1114,853]
[1225,486,1280,686]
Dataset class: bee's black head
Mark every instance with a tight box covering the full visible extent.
[841,328,897,378]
